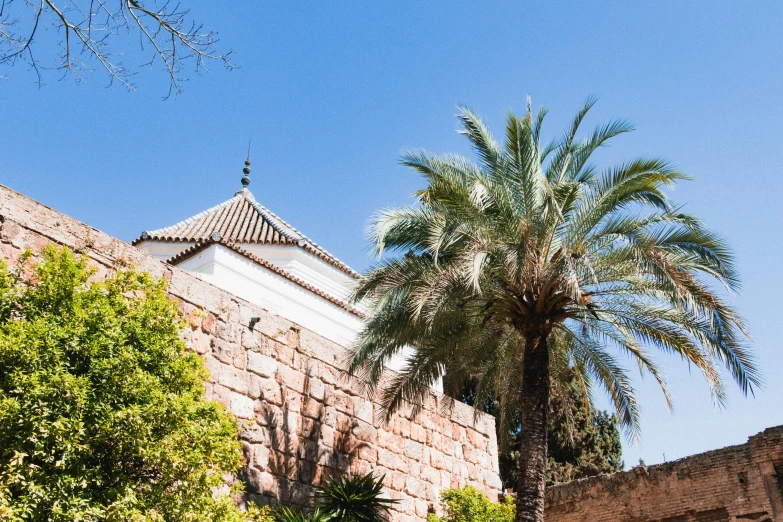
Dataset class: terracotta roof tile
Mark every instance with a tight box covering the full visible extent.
[133,188,360,279]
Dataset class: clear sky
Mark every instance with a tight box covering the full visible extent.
[2,1,782,468]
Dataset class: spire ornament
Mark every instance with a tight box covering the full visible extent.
[241,138,252,188]
[241,159,251,188]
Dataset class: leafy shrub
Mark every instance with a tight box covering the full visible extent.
[427,486,514,522]
[247,505,276,522]
[0,246,255,521]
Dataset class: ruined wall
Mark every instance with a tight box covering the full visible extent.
[545,426,783,522]
[0,185,502,521]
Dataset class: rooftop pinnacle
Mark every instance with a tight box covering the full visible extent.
[241,159,251,188]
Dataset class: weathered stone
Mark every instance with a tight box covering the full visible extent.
[247,351,277,378]
[357,444,378,464]
[246,468,277,495]
[277,365,306,394]
[302,397,323,419]
[320,425,335,448]
[404,476,427,497]
[378,448,400,470]
[353,397,374,424]
[351,421,377,444]
[308,377,325,401]
[230,392,256,419]
[404,440,423,461]
[212,338,237,364]
[189,328,211,354]
[218,365,250,394]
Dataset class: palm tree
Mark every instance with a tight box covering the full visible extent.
[348,98,759,522]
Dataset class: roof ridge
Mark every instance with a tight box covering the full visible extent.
[245,195,360,278]
[243,195,303,242]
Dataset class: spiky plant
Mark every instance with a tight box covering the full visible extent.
[349,98,759,522]
[274,505,333,522]
[314,473,397,522]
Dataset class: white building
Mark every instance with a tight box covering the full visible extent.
[134,161,422,380]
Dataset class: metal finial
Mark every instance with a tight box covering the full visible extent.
[241,139,251,188]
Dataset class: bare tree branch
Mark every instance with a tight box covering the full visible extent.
[0,0,234,95]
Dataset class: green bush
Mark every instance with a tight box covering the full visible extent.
[0,246,255,521]
[427,486,514,522]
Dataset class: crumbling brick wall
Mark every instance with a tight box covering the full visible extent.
[545,426,783,522]
[0,185,502,522]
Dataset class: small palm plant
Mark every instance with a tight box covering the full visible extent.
[314,473,397,522]
[349,98,759,522]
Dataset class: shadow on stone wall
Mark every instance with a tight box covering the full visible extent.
[238,354,372,509]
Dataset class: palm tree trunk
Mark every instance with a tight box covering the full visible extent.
[515,330,550,522]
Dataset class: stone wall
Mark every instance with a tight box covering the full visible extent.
[0,185,502,521]
[545,426,783,522]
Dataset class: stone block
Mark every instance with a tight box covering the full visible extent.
[189,328,211,354]
[251,378,279,407]
[212,338,237,364]
[303,397,323,419]
[421,466,440,485]
[334,393,354,415]
[353,397,374,424]
[283,390,301,413]
[246,468,277,495]
[352,421,377,444]
[405,476,427,498]
[230,393,256,419]
[254,445,271,469]
[378,448,399,470]
[358,444,378,464]
[308,377,325,400]
[273,341,294,365]
[247,351,277,378]
[277,365,306,394]
[320,425,335,448]
[404,440,423,462]
[414,499,430,518]
[218,365,249,394]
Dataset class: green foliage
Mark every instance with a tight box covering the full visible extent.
[272,473,396,522]
[0,245,254,521]
[351,98,757,433]
[427,487,514,522]
[246,505,276,522]
[274,505,312,522]
[546,375,623,485]
[314,473,397,522]
[460,369,623,487]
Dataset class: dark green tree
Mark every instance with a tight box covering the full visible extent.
[545,372,623,486]
[457,368,622,489]
[0,246,266,521]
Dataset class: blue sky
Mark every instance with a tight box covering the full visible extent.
[2,1,782,468]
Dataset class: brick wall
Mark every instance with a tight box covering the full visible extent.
[0,185,502,521]
[545,426,783,522]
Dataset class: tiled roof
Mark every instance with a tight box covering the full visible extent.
[166,239,365,318]
[133,188,360,279]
